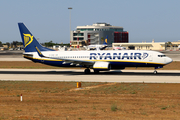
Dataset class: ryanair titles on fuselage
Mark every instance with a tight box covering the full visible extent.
[89,52,149,60]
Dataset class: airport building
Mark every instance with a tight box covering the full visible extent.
[112,40,180,51]
[71,23,128,47]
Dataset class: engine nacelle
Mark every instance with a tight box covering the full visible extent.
[93,62,111,71]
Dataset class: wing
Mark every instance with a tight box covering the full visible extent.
[35,46,94,66]
[52,57,94,66]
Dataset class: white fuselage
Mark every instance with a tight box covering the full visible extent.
[25,50,173,69]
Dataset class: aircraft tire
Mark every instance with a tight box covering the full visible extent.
[153,70,158,74]
[84,68,90,74]
[94,70,99,74]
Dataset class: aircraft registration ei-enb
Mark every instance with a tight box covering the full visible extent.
[18,23,173,74]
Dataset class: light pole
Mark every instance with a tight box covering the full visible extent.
[68,7,72,47]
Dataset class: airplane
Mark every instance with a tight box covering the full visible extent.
[113,46,126,50]
[84,44,107,50]
[84,36,108,51]
[18,23,173,74]
[84,43,108,51]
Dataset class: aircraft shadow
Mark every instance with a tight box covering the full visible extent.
[0,70,179,76]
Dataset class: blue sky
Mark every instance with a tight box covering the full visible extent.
[0,0,180,44]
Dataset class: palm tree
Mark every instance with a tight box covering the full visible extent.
[0,41,3,47]
[12,41,18,48]
[165,41,173,50]
[166,41,172,47]
[6,42,10,48]
[101,37,104,44]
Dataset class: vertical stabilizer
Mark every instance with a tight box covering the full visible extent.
[103,35,108,45]
[18,23,55,52]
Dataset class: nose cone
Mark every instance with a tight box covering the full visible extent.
[166,57,173,64]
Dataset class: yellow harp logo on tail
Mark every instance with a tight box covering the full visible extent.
[23,33,33,48]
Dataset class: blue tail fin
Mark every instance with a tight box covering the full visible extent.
[18,23,55,52]
[103,35,108,45]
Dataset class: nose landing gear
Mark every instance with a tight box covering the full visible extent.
[153,69,158,74]
[154,67,158,74]
[153,66,163,74]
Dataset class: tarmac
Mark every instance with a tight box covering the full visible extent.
[0,69,180,83]
[0,50,179,83]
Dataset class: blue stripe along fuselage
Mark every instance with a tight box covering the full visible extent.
[25,56,164,68]
[109,61,162,68]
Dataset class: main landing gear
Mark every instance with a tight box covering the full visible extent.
[84,68,100,74]
[93,70,99,74]
[84,68,90,74]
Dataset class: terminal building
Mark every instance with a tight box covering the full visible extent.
[71,23,128,47]
[112,39,180,51]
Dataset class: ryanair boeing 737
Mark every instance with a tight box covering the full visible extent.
[18,23,173,74]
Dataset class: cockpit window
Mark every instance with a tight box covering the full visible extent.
[158,55,166,57]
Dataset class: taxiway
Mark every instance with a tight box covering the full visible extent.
[0,50,179,83]
[0,69,180,83]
